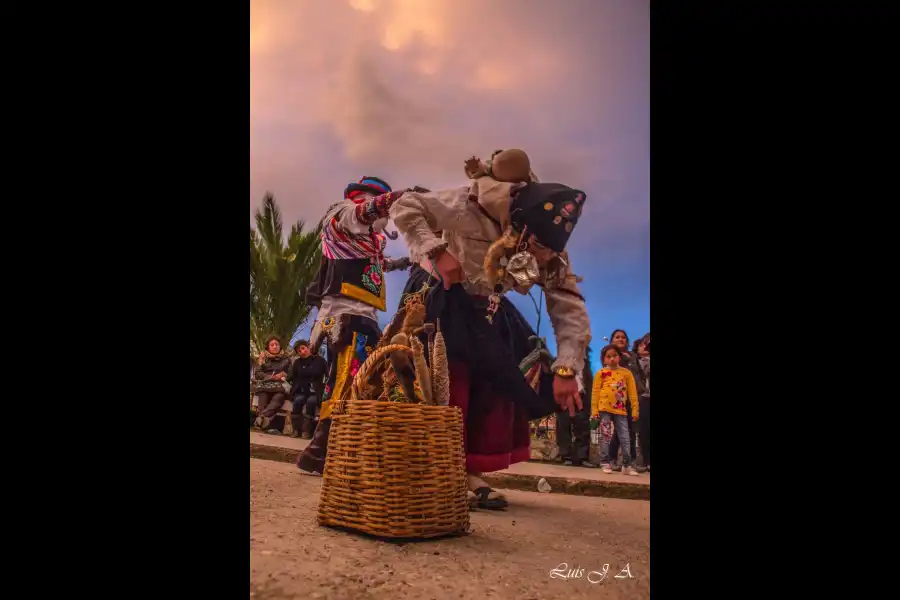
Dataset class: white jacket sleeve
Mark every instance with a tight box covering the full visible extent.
[390,186,475,259]
[544,262,592,373]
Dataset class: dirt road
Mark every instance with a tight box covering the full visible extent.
[250,459,650,600]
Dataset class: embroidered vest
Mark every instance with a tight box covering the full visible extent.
[306,256,386,311]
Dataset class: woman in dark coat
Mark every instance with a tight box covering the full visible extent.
[252,336,291,431]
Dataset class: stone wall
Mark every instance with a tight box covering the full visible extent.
[532,431,644,465]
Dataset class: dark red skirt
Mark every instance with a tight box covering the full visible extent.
[450,361,532,473]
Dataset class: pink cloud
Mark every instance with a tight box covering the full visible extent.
[251,0,648,261]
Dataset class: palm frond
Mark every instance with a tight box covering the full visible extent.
[249,193,322,358]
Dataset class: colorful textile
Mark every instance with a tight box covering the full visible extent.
[360,262,384,296]
[321,216,387,260]
[317,331,374,421]
[344,176,392,200]
[354,191,404,225]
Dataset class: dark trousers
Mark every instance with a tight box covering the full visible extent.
[557,399,591,461]
[290,392,318,437]
[257,391,286,418]
[292,392,320,418]
[256,391,287,432]
[608,400,637,465]
[638,397,650,466]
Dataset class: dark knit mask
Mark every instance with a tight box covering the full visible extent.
[509,183,586,253]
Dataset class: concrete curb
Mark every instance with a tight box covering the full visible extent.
[250,443,650,501]
[480,473,650,501]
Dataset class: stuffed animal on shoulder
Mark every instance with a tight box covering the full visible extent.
[464,149,540,183]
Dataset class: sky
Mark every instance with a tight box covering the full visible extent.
[250,0,649,371]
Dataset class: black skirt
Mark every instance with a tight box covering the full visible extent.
[400,264,558,420]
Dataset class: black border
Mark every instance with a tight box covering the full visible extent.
[5,2,249,596]
[48,2,253,596]
[652,5,894,596]
[24,2,892,597]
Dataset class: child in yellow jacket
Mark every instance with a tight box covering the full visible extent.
[591,344,641,475]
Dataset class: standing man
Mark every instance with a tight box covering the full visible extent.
[557,347,596,467]
[296,177,419,474]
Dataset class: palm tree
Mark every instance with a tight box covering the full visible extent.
[249,193,322,360]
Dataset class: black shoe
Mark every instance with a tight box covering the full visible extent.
[563,459,577,466]
[300,416,315,440]
[612,463,623,472]
[289,416,304,438]
[580,461,598,468]
[297,418,331,474]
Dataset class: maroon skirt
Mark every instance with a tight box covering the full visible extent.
[450,361,531,473]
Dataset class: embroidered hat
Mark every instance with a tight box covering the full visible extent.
[509,182,586,253]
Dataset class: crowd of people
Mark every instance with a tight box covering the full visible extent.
[592,329,651,474]
[250,149,648,511]
[540,329,650,474]
[251,337,327,439]
[250,326,651,477]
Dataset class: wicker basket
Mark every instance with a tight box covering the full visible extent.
[316,344,470,539]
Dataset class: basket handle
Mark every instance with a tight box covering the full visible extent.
[332,344,413,416]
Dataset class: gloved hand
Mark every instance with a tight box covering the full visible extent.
[383,256,413,272]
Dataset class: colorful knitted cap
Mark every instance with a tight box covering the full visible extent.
[344,176,392,201]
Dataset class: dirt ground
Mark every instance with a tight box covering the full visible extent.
[250,459,650,600]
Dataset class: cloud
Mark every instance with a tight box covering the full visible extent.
[252,0,650,342]
[251,0,648,229]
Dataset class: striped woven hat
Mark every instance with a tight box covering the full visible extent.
[344,176,392,201]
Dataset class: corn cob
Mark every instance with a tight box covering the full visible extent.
[410,336,432,404]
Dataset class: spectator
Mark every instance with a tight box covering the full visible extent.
[607,329,648,472]
[288,339,328,439]
[253,336,291,432]
[556,347,596,467]
[636,333,650,471]
[592,344,641,475]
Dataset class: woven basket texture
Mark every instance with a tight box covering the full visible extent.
[317,345,469,539]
